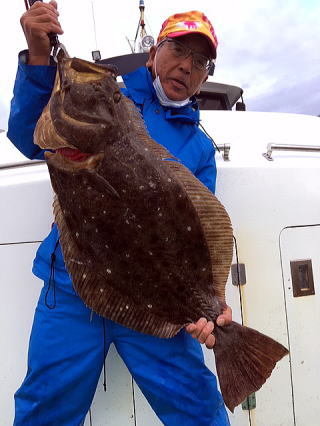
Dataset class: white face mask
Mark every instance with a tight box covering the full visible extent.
[152,50,191,108]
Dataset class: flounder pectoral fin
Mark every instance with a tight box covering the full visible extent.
[88,171,120,199]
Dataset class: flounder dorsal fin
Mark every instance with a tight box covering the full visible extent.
[123,96,234,301]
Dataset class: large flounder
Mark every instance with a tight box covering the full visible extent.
[34,57,288,411]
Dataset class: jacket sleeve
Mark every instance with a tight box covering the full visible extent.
[7,56,57,160]
[195,140,217,194]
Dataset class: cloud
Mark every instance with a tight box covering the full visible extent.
[1,0,319,117]
[212,0,320,115]
[248,74,320,115]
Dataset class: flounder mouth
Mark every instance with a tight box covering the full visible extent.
[56,147,92,162]
[45,148,103,171]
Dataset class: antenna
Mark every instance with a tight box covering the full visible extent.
[91,0,101,62]
[139,0,146,38]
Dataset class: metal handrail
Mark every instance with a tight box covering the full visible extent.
[263,144,320,161]
[217,144,231,161]
[0,160,45,171]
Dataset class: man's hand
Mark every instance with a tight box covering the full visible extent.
[185,305,232,349]
[20,0,63,65]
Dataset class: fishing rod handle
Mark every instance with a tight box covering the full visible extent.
[27,0,59,47]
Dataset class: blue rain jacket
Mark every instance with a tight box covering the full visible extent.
[7,60,217,284]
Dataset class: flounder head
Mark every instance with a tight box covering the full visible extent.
[34,57,125,170]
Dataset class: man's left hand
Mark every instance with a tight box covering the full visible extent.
[185,305,232,349]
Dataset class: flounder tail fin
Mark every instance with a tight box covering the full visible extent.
[213,321,288,412]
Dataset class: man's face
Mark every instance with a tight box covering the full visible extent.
[146,33,213,101]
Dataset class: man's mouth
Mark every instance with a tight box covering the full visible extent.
[170,78,188,89]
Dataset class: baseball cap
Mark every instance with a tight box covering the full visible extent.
[157,11,218,58]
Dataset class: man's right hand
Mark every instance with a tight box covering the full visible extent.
[20,0,63,65]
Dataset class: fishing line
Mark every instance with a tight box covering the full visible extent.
[233,235,252,424]
[102,318,107,392]
[89,407,93,426]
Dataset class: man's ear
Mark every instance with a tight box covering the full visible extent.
[146,46,157,69]
[195,73,208,95]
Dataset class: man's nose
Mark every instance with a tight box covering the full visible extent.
[178,54,193,74]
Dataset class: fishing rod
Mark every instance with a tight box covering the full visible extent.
[24,0,68,61]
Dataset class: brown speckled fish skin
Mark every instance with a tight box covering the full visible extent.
[34,57,288,411]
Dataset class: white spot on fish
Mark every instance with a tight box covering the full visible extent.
[125,220,129,224]
[119,307,123,311]
[125,174,129,178]
[101,194,105,198]
[87,186,92,190]
[95,228,98,233]
[100,288,104,293]
[148,251,153,256]
[137,224,142,229]
[185,260,188,264]
[105,244,109,249]
[72,191,75,195]
[149,181,156,188]
[145,148,149,151]
[147,304,152,309]
[187,226,192,231]
[125,253,130,258]
[179,194,182,198]
[103,211,106,214]
[70,259,84,265]
[91,216,95,219]
[165,237,169,242]
[125,305,129,309]
[158,212,162,217]
[107,269,112,274]
[167,178,172,182]
[202,268,206,272]
[75,232,79,238]
[122,189,126,193]
[139,185,145,190]
[157,207,161,211]
[83,273,87,279]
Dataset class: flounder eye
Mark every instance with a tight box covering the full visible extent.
[113,91,122,103]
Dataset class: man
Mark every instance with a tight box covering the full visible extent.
[8,1,232,425]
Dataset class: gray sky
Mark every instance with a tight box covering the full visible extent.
[1,0,319,130]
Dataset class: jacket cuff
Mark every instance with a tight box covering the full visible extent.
[17,50,57,91]
[19,49,57,66]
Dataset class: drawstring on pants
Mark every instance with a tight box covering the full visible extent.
[45,239,60,309]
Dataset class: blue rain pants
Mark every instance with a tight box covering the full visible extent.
[14,276,229,426]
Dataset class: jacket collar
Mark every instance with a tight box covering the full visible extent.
[122,66,200,124]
